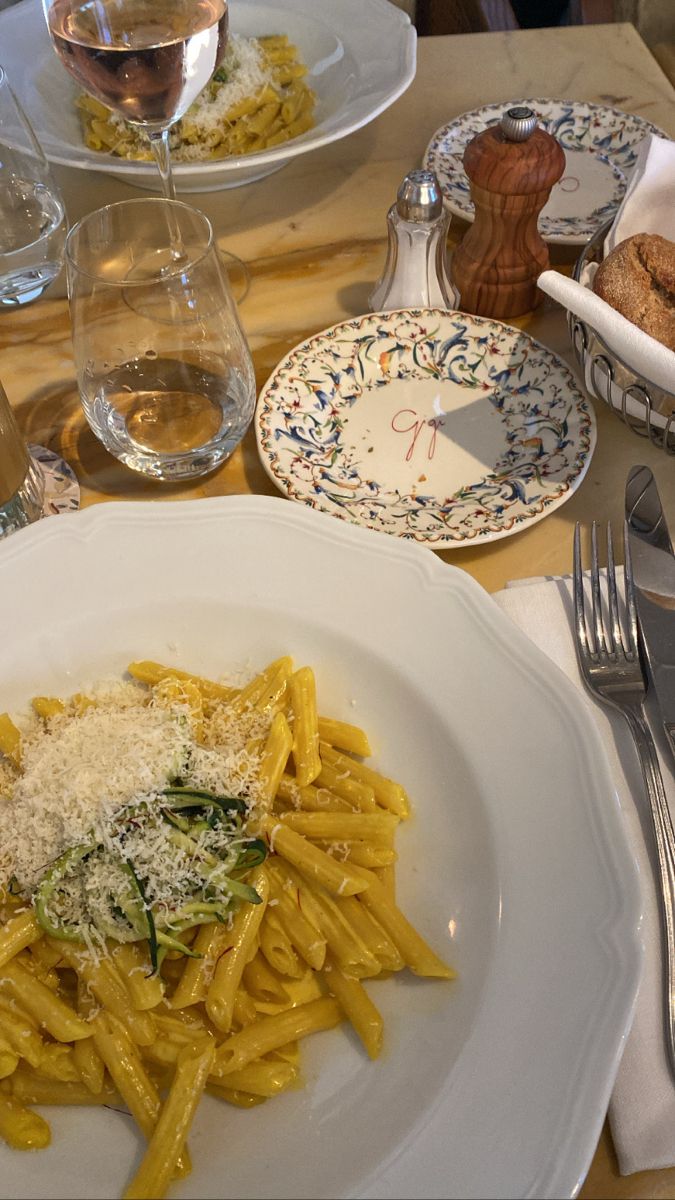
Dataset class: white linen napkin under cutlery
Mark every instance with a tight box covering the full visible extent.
[486,128,675,1179]
[494,567,675,1174]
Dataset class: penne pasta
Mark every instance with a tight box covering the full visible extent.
[123,1038,215,1200]
[312,839,397,868]
[0,910,42,970]
[266,869,327,971]
[243,952,290,1006]
[0,650,454,1199]
[317,716,372,758]
[10,1069,121,1107]
[320,953,384,1059]
[278,810,399,847]
[52,945,155,1046]
[212,998,343,1077]
[355,871,456,979]
[31,696,66,720]
[315,763,378,812]
[259,910,304,980]
[206,867,269,1032]
[170,920,231,1009]
[0,1091,51,1150]
[262,817,369,897]
[319,744,410,819]
[111,943,165,1011]
[127,660,237,702]
[257,713,293,806]
[0,958,91,1043]
[275,774,354,814]
[0,713,21,768]
[334,896,404,974]
[289,667,321,787]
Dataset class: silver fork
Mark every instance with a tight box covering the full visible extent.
[574,520,675,1076]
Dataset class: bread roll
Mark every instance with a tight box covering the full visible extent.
[592,232,675,352]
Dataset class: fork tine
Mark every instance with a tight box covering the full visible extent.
[573,523,590,662]
[590,522,606,655]
[623,519,639,661]
[605,523,621,656]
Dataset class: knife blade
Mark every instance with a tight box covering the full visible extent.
[626,465,675,756]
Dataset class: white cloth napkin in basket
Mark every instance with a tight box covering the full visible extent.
[537,134,675,397]
[494,573,675,1175]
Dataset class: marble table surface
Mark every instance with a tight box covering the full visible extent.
[2,20,675,1199]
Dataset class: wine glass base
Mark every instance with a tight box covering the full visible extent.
[220,250,250,305]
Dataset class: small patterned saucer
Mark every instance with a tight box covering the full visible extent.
[424,99,668,244]
[255,309,596,547]
[30,444,80,517]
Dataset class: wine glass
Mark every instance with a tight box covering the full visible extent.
[40,0,228,202]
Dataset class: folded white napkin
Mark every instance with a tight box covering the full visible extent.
[538,134,675,397]
[607,135,675,253]
[494,574,675,1175]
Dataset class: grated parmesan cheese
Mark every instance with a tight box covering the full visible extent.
[186,37,271,135]
[0,666,278,958]
[0,704,191,891]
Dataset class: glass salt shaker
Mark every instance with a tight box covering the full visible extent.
[369,168,457,312]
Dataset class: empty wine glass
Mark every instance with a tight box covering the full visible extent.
[41,0,229,201]
[0,65,66,308]
[66,197,256,481]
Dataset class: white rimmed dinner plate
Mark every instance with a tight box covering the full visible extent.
[0,0,416,193]
[255,308,596,546]
[424,99,668,245]
[0,495,641,1199]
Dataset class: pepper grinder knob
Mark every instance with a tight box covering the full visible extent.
[499,105,537,142]
[450,104,565,320]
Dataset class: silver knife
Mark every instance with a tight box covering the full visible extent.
[626,465,675,757]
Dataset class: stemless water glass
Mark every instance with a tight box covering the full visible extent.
[65,198,256,482]
[0,379,45,538]
[0,66,66,308]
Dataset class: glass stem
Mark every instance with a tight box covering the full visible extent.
[147,127,185,263]
[148,128,175,201]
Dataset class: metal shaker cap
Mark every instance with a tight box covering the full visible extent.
[500,106,537,142]
[396,169,443,222]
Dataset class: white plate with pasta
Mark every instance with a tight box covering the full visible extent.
[0,0,416,192]
[0,495,640,1199]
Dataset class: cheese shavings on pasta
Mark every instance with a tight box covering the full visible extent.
[0,655,454,1200]
[2,703,190,891]
[0,680,270,963]
[78,34,317,163]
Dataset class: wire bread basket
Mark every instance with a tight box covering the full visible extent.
[568,222,675,453]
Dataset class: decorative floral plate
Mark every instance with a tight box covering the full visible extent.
[255,309,596,546]
[423,99,668,244]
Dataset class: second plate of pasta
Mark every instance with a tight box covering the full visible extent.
[3,0,416,191]
[0,493,641,1199]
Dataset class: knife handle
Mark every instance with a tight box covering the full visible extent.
[625,706,675,1075]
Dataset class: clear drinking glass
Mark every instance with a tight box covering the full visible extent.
[65,197,256,482]
[41,0,228,201]
[0,65,66,308]
[0,380,45,537]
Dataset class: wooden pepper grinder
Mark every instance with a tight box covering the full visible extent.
[452,106,565,320]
